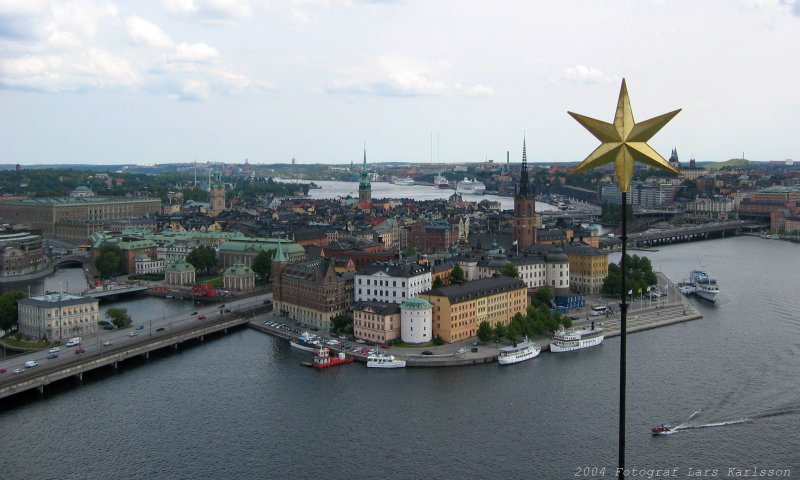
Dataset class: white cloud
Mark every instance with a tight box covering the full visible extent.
[0,48,140,91]
[561,65,612,85]
[174,78,211,100]
[49,0,118,39]
[327,54,493,97]
[169,42,220,63]
[164,0,253,25]
[126,16,174,48]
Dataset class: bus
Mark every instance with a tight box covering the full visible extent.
[591,305,609,316]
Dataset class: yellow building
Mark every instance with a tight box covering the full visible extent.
[419,276,527,343]
[563,244,609,295]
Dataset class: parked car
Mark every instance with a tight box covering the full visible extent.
[103,325,115,330]
[13,368,24,374]
[198,315,206,320]
[421,351,435,356]
[0,367,6,373]
[49,347,60,353]
[75,348,86,354]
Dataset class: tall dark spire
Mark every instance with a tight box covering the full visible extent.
[518,135,530,197]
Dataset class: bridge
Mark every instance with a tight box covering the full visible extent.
[0,305,270,400]
[53,256,89,269]
[82,284,150,300]
[627,221,762,247]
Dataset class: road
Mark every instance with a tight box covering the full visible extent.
[0,292,273,380]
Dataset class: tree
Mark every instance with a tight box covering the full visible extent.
[251,250,274,281]
[432,335,445,346]
[492,321,507,343]
[330,314,353,335]
[533,286,554,308]
[186,245,219,276]
[477,320,492,343]
[0,291,26,333]
[105,307,132,329]
[401,246,417,257]
[432,277,444,288]
[449,263,466,284]
[500,262,519,279]
[95,244,124,279]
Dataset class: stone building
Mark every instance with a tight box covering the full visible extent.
[0,230,46,277]
[354,261,431,304]
[352,301,400,344]
[223,264,256,292]
[164,261,196,286]
[400,297,433,344]
[17,293,99,342]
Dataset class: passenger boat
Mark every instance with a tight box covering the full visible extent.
[391,176,415,186]
[456,177,486,195]
[290,331,321,352]
[690,270,719,303]
[550,324,604,353]
[366,353,406,368]
[434,175,450,189]
[497,340,541,365]
[312,347,354,369]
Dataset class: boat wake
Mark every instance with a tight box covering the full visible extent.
[663,403,800,435]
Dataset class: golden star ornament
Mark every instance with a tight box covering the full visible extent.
[568,79,680,193]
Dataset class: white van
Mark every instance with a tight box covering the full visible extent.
[591,305,609,316]
[25,360,38,368]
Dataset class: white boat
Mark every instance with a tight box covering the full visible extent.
[456,177,485,195]
[290,331,321,352]
[434,175,450,189]
[497,341,541,365]
[690,270,719,303]
[550,325,604,353]
[391,177,415,186]
[367,353,406,368]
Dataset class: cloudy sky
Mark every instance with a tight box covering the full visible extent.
[1,0,798,166]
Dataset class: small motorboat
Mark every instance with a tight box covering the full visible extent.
[651,425,672,435]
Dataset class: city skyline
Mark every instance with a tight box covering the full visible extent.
[1,0,799,166]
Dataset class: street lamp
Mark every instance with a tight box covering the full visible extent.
[568,79,680,476]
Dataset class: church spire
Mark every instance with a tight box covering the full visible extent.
[274,237,287,263]
[518,134,530,197]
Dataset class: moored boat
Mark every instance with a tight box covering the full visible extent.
[690,270,719,303]
[391,176,415,186]
[497,340,541,365]
[550,324,604,353]
[456,177,486,195]
[434,175,450,189]
[367,353,406,368]
[312,347,354,369]
[290,331,321,352]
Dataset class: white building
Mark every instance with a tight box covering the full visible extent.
[400,297,433,344]
[355,262,431,304]
[134,253,166,274]
[17,293,99,342]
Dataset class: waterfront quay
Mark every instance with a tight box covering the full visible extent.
[251,272,702,367]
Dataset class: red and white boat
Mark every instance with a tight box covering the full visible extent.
[312,347,353,369]
[651,425,672,435]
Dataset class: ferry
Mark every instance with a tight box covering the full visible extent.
[290,331,321,352]
[367,353,406,368]
[497,341,541,365]
[690,270,719,303]
[456,178,486,195]
[312,347,354,369]
[550,324,604,353]
[434,175,450,189]
[391,177,415,186]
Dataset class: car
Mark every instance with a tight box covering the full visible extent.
[102,341,113,346]
[128,331,138,337]
[355,339,366,344]
[456,347,467,354]
[47,353,59,359]
[421,351,435,356]
[472,341,480,346]
[13,368,24,374]
[103,325,115,330]
[380,343,390,349]
[198,315,206,320]
[49,346,60,353]
[224,309,231,313]
[0,367,6,373]
[75,348,86,354]
[156,327,165,332]
[135,325,144,330]
[191,311,198,315]
[219,304,225,308]
[25,360,38,367]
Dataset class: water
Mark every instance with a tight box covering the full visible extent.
[1,236,798,479]
[297,180,560,212]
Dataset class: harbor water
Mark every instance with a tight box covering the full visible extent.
[0,237,798,479]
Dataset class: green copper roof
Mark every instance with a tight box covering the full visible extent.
[400,297,433,310]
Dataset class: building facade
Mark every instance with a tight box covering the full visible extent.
[352,301,401,344]
[513,138,540,251]
[17,294,99,342]
[419,276,528,343]
[400,297,433,344]
[562,244,609,295]
[355,262,431,304]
